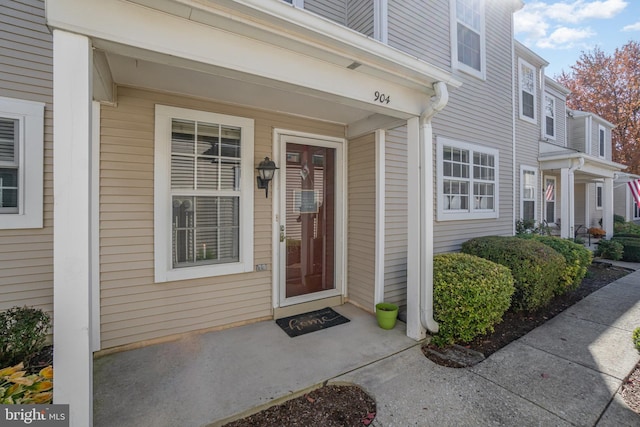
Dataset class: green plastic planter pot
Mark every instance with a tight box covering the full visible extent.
[375,303,399,330]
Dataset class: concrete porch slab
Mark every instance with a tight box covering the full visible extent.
[93,303,417,427]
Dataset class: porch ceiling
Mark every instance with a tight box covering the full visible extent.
[98,47,379,126]
[49,0,461,133]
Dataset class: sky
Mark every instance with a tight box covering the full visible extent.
[514,0,640,78]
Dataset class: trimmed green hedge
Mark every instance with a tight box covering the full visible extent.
[614,221,640,236]
[595,239,624,260]
[518,235,592,293]
[611,236,640,262]
[461,236,566,312]
[432,253,514,347]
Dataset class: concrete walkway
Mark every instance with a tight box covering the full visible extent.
[94,266,640,427]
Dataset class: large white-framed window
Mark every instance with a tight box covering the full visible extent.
[545,95,555,139]
[451,0,486,80]
[596,182,603,210]
[518,58,537,123]
[154,105,254,283]
[437,137,498,221]
[520,166,537,222]
[0,96,44,229]
[633,197,640,220]
[544,176,556,224]
[598,125,606,158]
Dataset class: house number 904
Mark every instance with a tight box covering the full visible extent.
[374,91,390,104]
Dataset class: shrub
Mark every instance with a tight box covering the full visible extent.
[515,219,549,236]
[611,237,640,262]
[596,239,624,260]
[0,307,51,368]
[595,239,624,260]
[462,236,566,312]
[614,221,640,236]
[634,327,640,352]
[0,363,53,404]
[614,214,626,224]
[520,235,593,293]
[431,253,514,347]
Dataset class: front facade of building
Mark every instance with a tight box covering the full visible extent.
[0,0,628,424]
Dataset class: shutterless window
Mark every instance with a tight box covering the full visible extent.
[438,138,498,220]
[545,95,555,138]
[596,183,603,209]
[544,177,556,223]
[519,59,536,122]
[522,169,536,221]
[456,0,483,72]
[155,105,254,283]
[0,118,18,213]
[599,126,606,157]
[171,119,242,268]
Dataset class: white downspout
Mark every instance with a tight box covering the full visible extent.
[418,81,449,333]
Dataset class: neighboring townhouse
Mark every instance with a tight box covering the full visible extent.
[614,172,640,224]
[513,41,624,240]
[0,2,53,323]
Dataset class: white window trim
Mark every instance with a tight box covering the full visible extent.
[450,0,486,80]
[544,94,556,140]
[520,165,537,222]
[154,105,254,283]
[596,182,603,210]
[436,137,499,221]
[0,96,44,229]
[518,58,537,124]
[282,0,304,7]
[598,125,606,158]
[544,175,556,224]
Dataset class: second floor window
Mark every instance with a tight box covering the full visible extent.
[453,0,485,79]
[599,125,606,157]
[545,95,555,139]
[519,58,536,123]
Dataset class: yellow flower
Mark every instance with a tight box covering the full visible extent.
[39,366,53,380]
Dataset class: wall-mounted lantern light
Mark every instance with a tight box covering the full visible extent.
[256,157,279,198]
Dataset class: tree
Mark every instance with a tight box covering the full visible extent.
[557,41,640,175]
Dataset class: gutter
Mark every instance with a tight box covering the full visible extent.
[418,81,449,334]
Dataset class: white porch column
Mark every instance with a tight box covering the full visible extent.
[406,117,425,340]
[603,177,614,238]
[560,167,571,238]
[53,29,93,426]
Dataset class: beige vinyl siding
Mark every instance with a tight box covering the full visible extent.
[0,0,53,316]
[567,116,586,152]
[347,0,374,38]
[574,182,586,228]
[347,133,375,311]
[614,184,627,220]
[430,0,516,252]
[588,182,603,228]
[383,126,407,307]
[304,0,346,25]
[388,0,450,70]
[99,86,344,349]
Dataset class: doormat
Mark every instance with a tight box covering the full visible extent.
[276,307,350,338]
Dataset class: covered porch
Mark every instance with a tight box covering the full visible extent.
[539,150,625,240]
[47,0,460,424]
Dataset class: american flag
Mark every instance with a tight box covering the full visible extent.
[545,183,554,201]
[629,179,640,209]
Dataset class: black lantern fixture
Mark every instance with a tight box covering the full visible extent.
[256,157,279,198]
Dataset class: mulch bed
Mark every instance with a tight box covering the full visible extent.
[222,385,376,427]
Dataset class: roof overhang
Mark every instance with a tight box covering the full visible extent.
[539,150,626,181]
[46,0,461,127]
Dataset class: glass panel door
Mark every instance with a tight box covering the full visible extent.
[284,143,336,298]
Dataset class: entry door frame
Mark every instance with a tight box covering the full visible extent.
[272,129,347,309]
